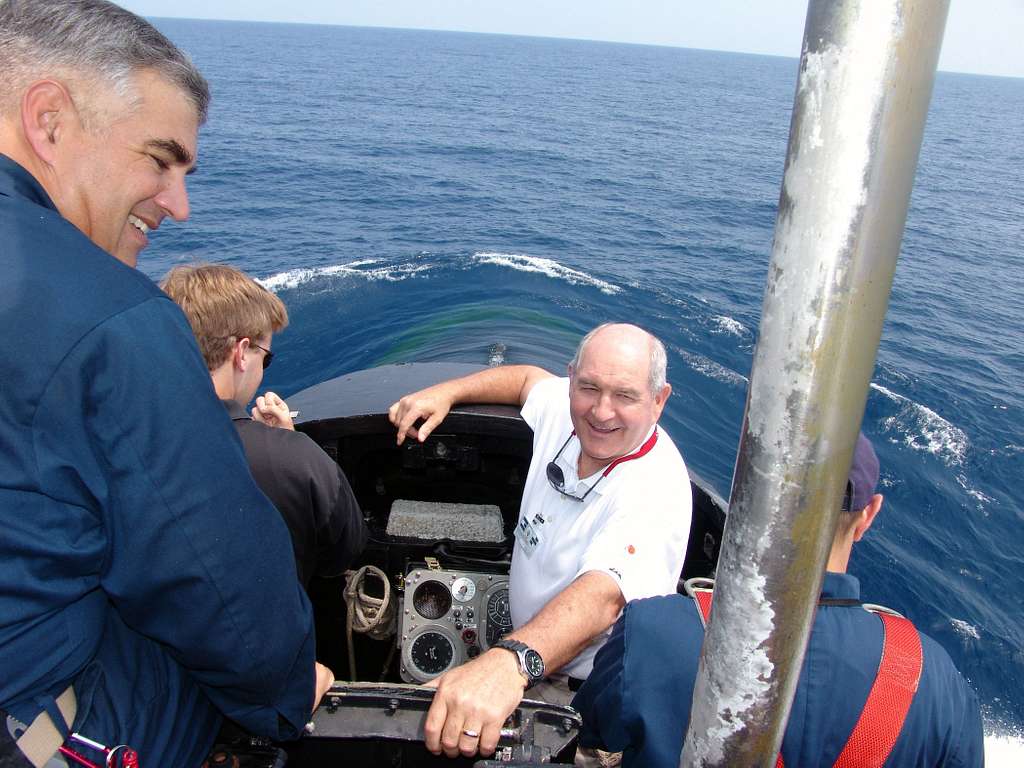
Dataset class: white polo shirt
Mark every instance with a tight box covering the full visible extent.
[509,376,692,679]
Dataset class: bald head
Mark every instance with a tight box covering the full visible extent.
[570,323,667,397]
[567,323,671,475]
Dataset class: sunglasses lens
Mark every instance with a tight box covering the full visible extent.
[546,461,564,489]
[262,351,273,370]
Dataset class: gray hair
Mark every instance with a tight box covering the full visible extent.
[0,0,209,125]
[569,322,668,396]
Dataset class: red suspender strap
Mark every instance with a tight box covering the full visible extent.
[689,594,921,768]
[693,589,713,627]
[833,612,923,767]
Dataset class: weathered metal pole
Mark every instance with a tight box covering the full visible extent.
[680,1,949,765]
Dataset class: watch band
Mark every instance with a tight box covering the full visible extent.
[494,639,528,654]
[493,639,545,687]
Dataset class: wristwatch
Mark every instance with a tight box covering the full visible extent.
[493,639,545,688]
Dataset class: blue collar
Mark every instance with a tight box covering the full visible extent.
[0,154,58,211]
[820,571,861,602]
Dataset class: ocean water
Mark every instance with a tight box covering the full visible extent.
[141,20,1024,754]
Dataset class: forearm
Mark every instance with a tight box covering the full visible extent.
[509,571,625,673]
[390,365,553,445]
[421,570,622,759]
[434,365,551,408]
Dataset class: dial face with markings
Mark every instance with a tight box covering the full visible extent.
[485,586,513,647]
[451,576,476,603]
[410,631,455,676]
[523,649,545,679]
[399,569,514,683]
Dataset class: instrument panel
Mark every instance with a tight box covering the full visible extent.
[398,566,512,684]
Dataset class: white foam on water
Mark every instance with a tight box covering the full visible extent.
[964,486,995,505]
[677,348,748,387]
[258,259,433,291]
[985,732,1024,767]
[950,618,980,640]
[472,252,622,295]
[958,567,983,582]
[869,384,997,511]
[487,342,507,367]
[711,314,746,336]
[870,383,969,466]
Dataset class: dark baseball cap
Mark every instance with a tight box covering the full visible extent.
[842,433,880,512]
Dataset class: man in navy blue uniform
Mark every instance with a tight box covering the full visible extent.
[574,434,984,767]
[0,2,331,766]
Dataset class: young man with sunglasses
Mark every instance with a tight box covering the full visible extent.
[573,433,983,768]
[389,323,692,764]
[162,264,368,590]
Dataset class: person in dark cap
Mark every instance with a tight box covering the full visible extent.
[573,433,984,768]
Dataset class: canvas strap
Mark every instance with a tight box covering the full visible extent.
[10,686,76,768]
[691,590,921,768]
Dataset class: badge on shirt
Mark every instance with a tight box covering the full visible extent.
[515,515,542,557]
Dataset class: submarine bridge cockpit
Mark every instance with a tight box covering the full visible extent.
[217,362,724,767]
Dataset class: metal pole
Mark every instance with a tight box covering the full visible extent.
[680,1,949,765]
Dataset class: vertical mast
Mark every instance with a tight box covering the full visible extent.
[680,1,949,765]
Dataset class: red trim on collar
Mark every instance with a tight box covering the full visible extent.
[569,427,659,478]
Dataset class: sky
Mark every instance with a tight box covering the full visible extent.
[118,0,1023,79]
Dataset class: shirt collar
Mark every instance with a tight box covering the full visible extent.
[222,399,251,421]
[820,571,861,601]
[551,442,596,497]
[0,154,59,211]
[555,423,659,498]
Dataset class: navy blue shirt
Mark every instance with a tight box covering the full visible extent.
[0,155,316,766]
[574,573,983,767]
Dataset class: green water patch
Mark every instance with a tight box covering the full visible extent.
[374,304,581,366]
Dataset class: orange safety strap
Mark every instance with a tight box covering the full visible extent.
[693,589,713,628]
[691,592,921,768]
[832,612,923,767]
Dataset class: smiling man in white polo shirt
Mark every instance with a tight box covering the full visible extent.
[389,323,692,763]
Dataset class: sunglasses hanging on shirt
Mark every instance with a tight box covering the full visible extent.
[546,428,658,502]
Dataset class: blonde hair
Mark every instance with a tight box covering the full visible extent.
[161,264,288,370]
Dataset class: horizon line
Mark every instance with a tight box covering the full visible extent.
[148,15,1021,81]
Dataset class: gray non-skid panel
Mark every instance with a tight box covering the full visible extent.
[386,499,505,543]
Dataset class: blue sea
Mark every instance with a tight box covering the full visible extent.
[141,19,1024,756]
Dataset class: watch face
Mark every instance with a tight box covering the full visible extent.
[523,649,545,679]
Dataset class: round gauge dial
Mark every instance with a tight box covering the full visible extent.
[409,631,455,677]
[413,580,452,620]
[485,586,513,648]
[451,577,477,603]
